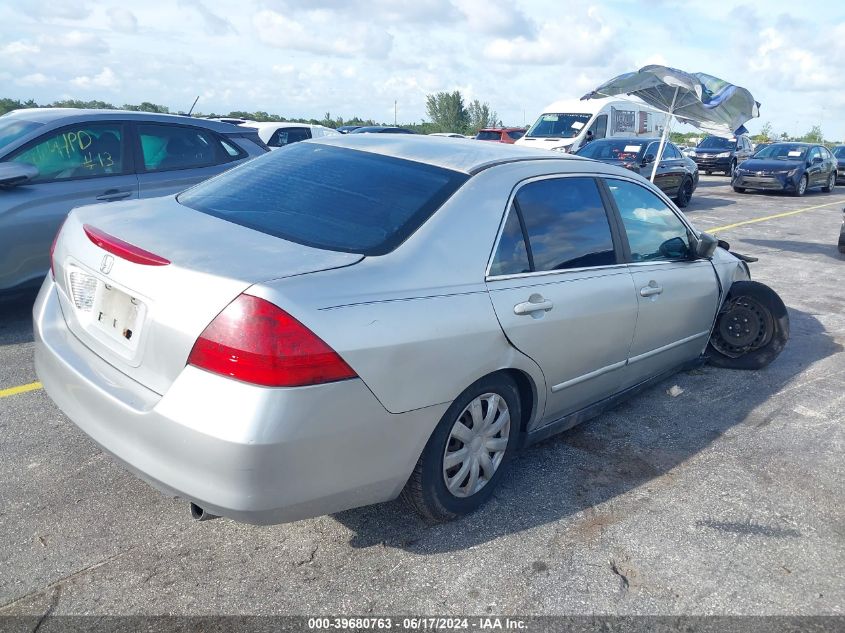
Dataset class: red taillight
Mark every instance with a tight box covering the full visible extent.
[50,218,66,278]
[187,294,357,388]
[83,224,170,266]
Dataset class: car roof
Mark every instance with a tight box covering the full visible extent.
[590,137,661,143]
[2,108,240,133]
[479,127,523,132]
[310,133,584,174]
[246,122,331,131]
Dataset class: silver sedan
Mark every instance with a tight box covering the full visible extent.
[34,135,789,524]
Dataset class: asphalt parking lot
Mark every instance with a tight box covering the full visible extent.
[1,176,843,617]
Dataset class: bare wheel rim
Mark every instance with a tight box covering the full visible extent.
[442,392,510,498]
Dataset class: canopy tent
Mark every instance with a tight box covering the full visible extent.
[581,65,760,183]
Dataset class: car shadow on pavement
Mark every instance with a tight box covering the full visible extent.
[0,291,37,346]
[333,307,842,553]
[738,238,845,262]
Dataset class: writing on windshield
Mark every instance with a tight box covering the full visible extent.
[526,113,592,139]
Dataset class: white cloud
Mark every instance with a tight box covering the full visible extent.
[253,9,393,57]
[178,0,236,36]
[44,30,109,54]
[107,7,138,33]
[484,7,614,66]
[454,0,535,38]
[17,73,50,86]
[2,41,40,56]
[71,67,120,89]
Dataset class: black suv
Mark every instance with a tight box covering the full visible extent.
[690,135,753,177]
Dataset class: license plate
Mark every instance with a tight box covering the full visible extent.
[66,264,146,355]
[93,284,144,347]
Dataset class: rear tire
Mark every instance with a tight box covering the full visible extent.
[822,171,835,193]
[401,374,521,522]
[733,186,746,193]
[705,170,712,175]
[706,281,789,370]
[675,177,693,208]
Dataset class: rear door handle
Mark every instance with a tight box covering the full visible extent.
[96,189,132,201]
[640,283,664,297]
[514,296,554,315]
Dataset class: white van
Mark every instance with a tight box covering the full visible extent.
[515,98,668,153]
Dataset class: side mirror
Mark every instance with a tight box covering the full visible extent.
[658,236,688,259]
[0,162,38,188]
[690,231,718,259]
[812,156,822,164]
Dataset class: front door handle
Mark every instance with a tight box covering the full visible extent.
[514,294,554,315]
[640,282,664,297]
[96,189,132,201]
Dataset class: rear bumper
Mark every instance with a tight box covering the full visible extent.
[34,278,446,524]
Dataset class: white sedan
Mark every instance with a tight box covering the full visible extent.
[245,122,340,149]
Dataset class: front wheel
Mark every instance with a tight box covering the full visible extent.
[733,186,746,193]
[727,161,736,177]
[822,171,836,193]
[792,174,808,197]
[401,375,521,521]
[706,281,789,370]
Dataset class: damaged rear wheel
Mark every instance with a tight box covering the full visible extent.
[706,281,789,370]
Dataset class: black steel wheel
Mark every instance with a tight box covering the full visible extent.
[707,281,789,370]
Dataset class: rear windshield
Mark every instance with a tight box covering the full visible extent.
[698,136,735,150]
[0,117,43,153]
[476,131,502,141]
[177,143,469,256]
[576,140,645,161]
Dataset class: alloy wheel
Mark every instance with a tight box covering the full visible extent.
[442,393,510,498]
[798,176,807,195]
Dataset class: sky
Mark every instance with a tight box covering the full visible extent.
[1,0,844,139]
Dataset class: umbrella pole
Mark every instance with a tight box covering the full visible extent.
[650,86,679,183]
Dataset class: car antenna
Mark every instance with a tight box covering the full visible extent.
[187,95,200,117]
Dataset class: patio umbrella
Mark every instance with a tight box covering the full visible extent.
[581,65,760,183]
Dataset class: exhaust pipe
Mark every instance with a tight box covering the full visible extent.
[189,502,219,521]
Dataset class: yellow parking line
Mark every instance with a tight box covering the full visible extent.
[709,200,843,233]
[0,381,42,398]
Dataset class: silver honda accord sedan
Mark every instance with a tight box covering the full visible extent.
[34,135,789,524]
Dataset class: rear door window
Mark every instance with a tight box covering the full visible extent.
[491,177,617,274]
[177,143,468,255]
[137,124,231,172]
[9,123,125,182]
[606,178,691,261]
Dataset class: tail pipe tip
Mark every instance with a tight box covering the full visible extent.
[190,502,219,522]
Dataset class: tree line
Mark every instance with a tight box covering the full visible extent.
[670,122,834,146]
[0,91,505,136]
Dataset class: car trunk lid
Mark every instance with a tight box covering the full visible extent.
[52,196,362,395]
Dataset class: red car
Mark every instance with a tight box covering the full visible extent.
[475,128,525,144]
